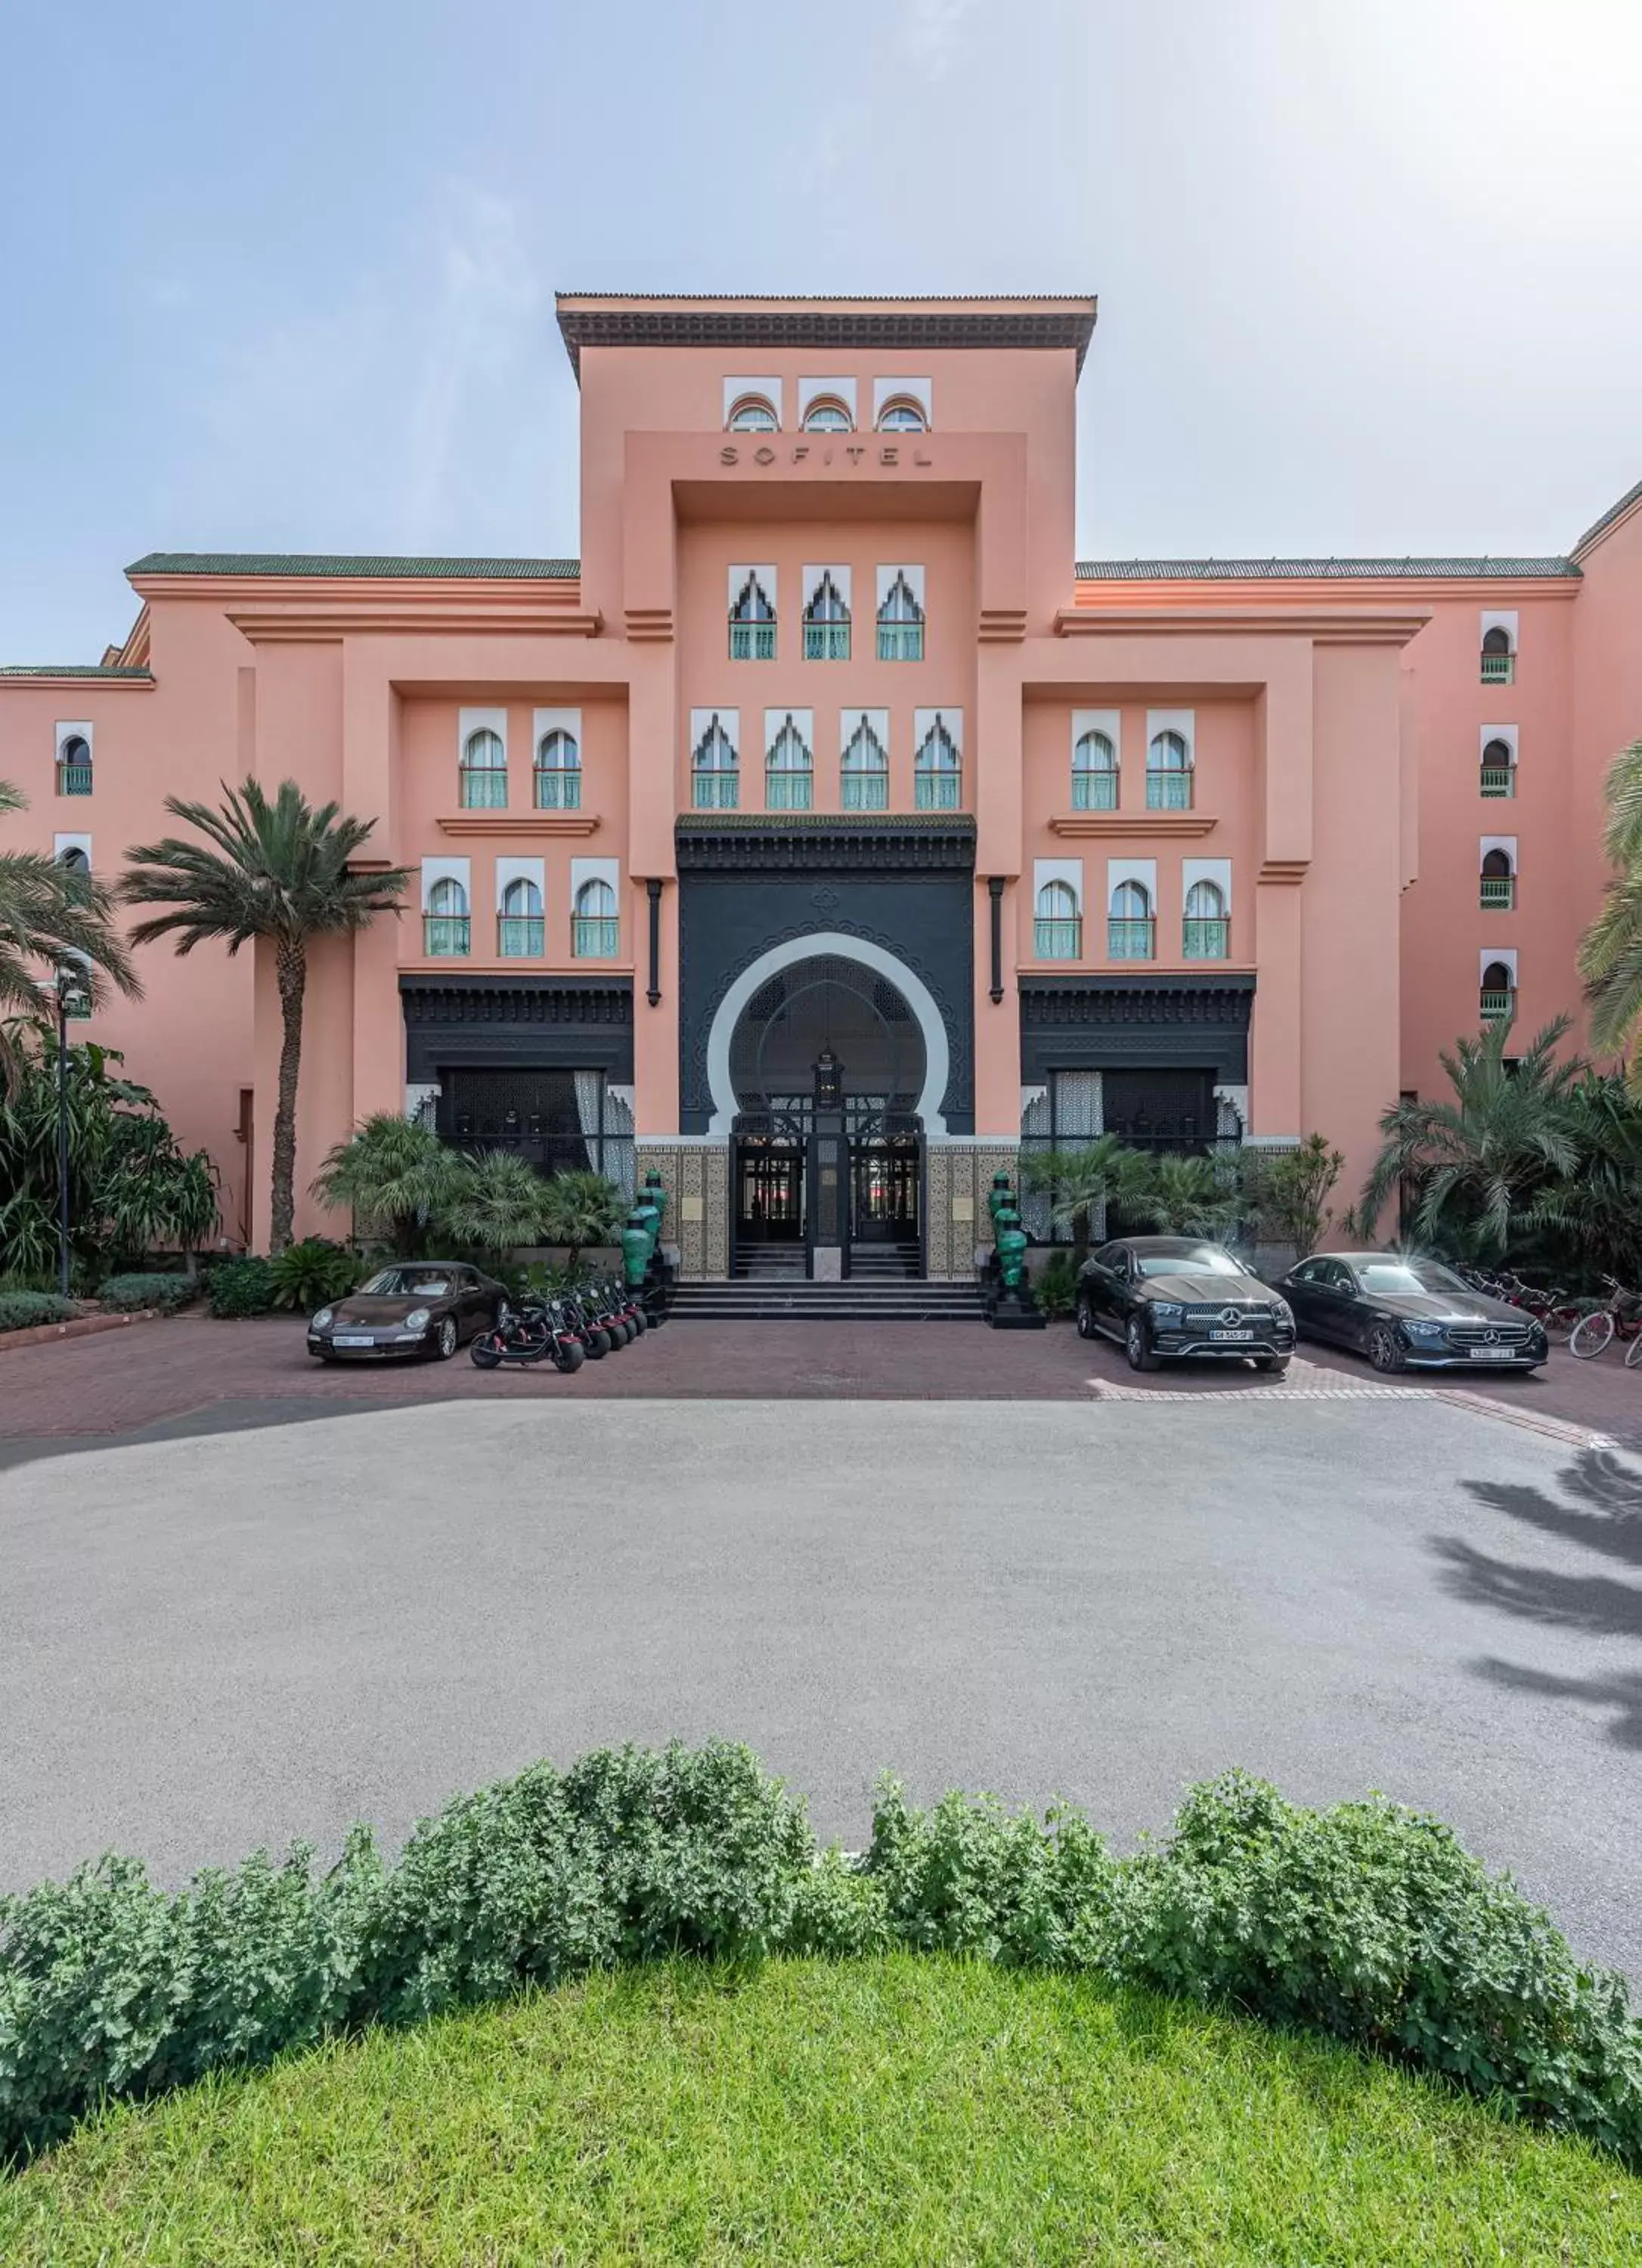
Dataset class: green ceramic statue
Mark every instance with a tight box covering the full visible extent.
[621,1173,668,1287]
[987,1170,1014,1230]
[994,1200,1027,1293]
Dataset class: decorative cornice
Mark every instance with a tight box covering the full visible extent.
[1054,606,1431,646]
[1257,859,1309,886]
[977,607,1027,643]
[556,293,1098,378]
[624,606,674,643]
[398,974,633,1027]
[436,813,600,838]
[675,813,977,874]
[1049,811,1217,838]
[1018,974,1254,1029]
[0,666,153,686]
[224,598,599,642]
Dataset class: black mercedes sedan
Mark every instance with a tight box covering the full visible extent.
[1076,1237,1295,1374]
[1278,1252,1547,1373]
[306,1263,510,1363]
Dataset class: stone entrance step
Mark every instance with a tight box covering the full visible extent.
[670,1279,982,1323]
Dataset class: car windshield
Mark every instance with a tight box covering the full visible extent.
[1135,1247,1241,1278]
[1351,1259,1467,1297]
[359,1269,452,1299]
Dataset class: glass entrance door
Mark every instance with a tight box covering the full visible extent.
[850,1139,921,1241]
[734,1142,804,1244]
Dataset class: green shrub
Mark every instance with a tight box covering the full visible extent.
[98,1273,197,1315]
[205,1258,277,1319]
[265,1238,362,1315]
[1,1750,1637,2170]
[0,1291,77,1334]
[1033,1250,1078,1318]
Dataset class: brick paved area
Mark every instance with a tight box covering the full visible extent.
[0,1306,1634,1453]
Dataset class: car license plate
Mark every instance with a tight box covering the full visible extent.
[1467,1346,1499,1359]
[333,1334,374,1348]
[1210,1328,1254,1342]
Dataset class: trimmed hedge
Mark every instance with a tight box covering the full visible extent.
[0,1292,77,1335]
[1,1748,1637,2169]
[205,1258,277,1319]
[98,1275,197,1316]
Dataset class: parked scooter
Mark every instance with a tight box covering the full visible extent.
[559,1287,615,1358]
[598,1273,647,1341]
[469,1297,586,1373]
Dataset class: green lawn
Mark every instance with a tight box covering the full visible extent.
[3,1956,1638,2266]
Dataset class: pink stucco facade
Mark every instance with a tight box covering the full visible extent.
[4,294,1640,1275]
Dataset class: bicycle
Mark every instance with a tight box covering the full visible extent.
[1567,1276,1642,1361]
[1493,1270,1586,1343]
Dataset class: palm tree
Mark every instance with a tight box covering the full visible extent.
[310,1112,465,1257]
[1358,1014,1582,1255]
[1021,1133,1150,1263]
[122,780,409,1251]
[538,1168,625,1275]
[1580,739,1642,1089]
[1,779,141,1078]
[441,1149,549,1259]
[1128,1152,1241,1238]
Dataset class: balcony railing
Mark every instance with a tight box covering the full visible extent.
[573,917,620,959]
[1146,772,1193,811]
[534,769,581,810]
[423,916,470,958]
[1182,917,1229,960]
[1033,917,1082,961]
[1480,987,1514,1022]
[804,623,850,661]
[692,772,739,810]
[1479,765,1515,798]
[459,769,507,809]
[1480,652,1515,685]
[497,915,544,957]
[1072,770,1117,810]
[1479,874,1517,909]
[1108,916,1156,960]
[55,761,93,797]
[876,623,923,662]
[730,622,776,661]
[841,773,888,810]
[766,771,813,810]
[915,770,961,811]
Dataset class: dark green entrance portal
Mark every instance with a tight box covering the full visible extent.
[727,954,926,1278]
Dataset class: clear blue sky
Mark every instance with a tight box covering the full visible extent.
[3,0,1640,661]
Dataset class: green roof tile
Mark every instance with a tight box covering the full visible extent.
[125,553,580,580]
[1074,556,1578,581]
[0,665,153,680]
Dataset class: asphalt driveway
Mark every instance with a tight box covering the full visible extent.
[2,1396,1638,1982]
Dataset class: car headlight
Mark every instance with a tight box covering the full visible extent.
[1405,1319,1446,1340]
[1151,1302,1184,1323]
[1272,1299,1293,1326]
[404,1308,431,1331]
[311,1308,333,1331]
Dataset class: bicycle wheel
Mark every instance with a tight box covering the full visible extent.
[1625,1331,1642,1368]
[1569,1309,1616,1360]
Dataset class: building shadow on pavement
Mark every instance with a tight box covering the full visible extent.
[1433,1448,1642,1748]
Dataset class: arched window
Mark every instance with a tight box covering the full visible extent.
[692,714,739,810]
[841,716,888,811]
[727,395,777,432]
[875,396,928,433]
[1109,878,1154,960]
[573,876,618,959]
[804,571,850,661]
[534,727,581,811]
[498,875,544,958]
[729,570,776,662]
[1183,878,1228,960]
[1146,730,1192,812]
[1034,879,1081,962]
[425,876,470,958]
[459,727,507,810]
[802,396,853,433]
[914,717,961,811]
[766,713,813,812]
[57,734,92,798]
[1480,847,1516,910]
[1072,729,1117,812]
[1480,959,1515,1023]
[876,569,925,662]
[1481,624,1515,683]
[57,845,90,878]
[1481,736,1515,798]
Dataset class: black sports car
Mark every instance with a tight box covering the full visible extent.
[306,1263,510,1363]
[1278,1252,1547,1373]
[1075,1237,1295,1373]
